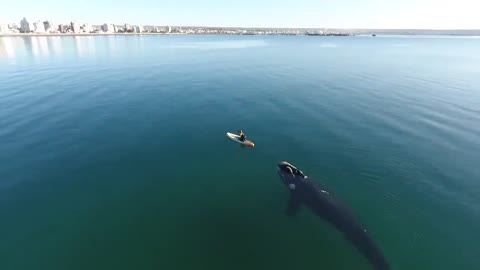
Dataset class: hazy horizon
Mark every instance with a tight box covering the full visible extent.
[3,0,479,30]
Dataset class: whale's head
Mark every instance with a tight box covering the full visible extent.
[277,161,307,190]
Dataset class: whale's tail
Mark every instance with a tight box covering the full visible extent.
[322,193,390,270]
[342,225,391,270]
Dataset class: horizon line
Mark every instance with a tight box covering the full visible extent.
[164,26,480,31]
[4,19,480,31]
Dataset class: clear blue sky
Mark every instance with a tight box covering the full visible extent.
[3,0,479,29]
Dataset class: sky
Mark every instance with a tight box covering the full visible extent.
[2,0,480,29]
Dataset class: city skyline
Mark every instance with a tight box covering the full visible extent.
[2,0,480,30]
[4,18,480,36]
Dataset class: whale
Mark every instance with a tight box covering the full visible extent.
[277,161,390,270]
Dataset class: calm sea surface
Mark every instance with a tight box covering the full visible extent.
[1,35,479,270]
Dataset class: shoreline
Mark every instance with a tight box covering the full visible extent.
[1,32,480,37]
[0,32,180,37]
[0,33,353,37]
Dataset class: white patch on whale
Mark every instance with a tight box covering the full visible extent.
[289,184,296,190]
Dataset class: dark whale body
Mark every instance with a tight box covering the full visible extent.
[277,161,390,270]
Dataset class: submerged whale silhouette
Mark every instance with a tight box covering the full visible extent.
[277,161,390,270]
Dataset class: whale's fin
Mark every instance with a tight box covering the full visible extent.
[286,194,302,217]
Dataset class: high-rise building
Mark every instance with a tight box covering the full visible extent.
[83,23,93,33]
[28,22,35,32]
[102,23,115,33]
[43,21,50,32]
[58,24,66,33]
[124,23,132,32]
[20,17,30,33]
[34,21,45,33]
[0,24,9,34]
[7,24,19,33]
[43,21,55,33]
[71,22,81,33]
[134,25,143,33]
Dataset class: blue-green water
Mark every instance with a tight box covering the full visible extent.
[1,35,479,270]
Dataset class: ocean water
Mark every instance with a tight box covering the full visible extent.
[1,35,479,270]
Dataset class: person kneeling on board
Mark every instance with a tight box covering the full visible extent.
[238,130,246,142]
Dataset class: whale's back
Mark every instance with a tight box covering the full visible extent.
[298,179,390,270]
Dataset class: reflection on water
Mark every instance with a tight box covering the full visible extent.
[0,37,15,59]
[3,35,273,61]
[73,36,97,58]
[86,36,96,54]
[30,37,39,55]
[74,36,84,57]
[0,36,102,60]
[38,37,49,55]
[23,37,49,57]
[22,37,33,56]
[2,36,260,61]
[106,36,117,54]
[47,37,62,56]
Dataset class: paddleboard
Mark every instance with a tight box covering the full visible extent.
[226,132,255,147]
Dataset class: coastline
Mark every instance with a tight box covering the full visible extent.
[1,31,480,38]
[0,33,353,37]
[0,32,180,37]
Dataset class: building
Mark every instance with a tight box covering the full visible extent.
[134,25,143,33]
[124,24,132,32]
[43,21,55,33]
[43,21,51,32]
[0,20,9,34]
[90,25,101,32]
[0,24,9,34]
[71,22,81,33]
[142,25,153,32]
[102,23,115,33]
[34,21,45,33]
[28,22,36,32]
[58,24,66,33]
[20,17,30,33]
[82,23,93,33]
[152,26,171,33]
[8,24,19,33]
